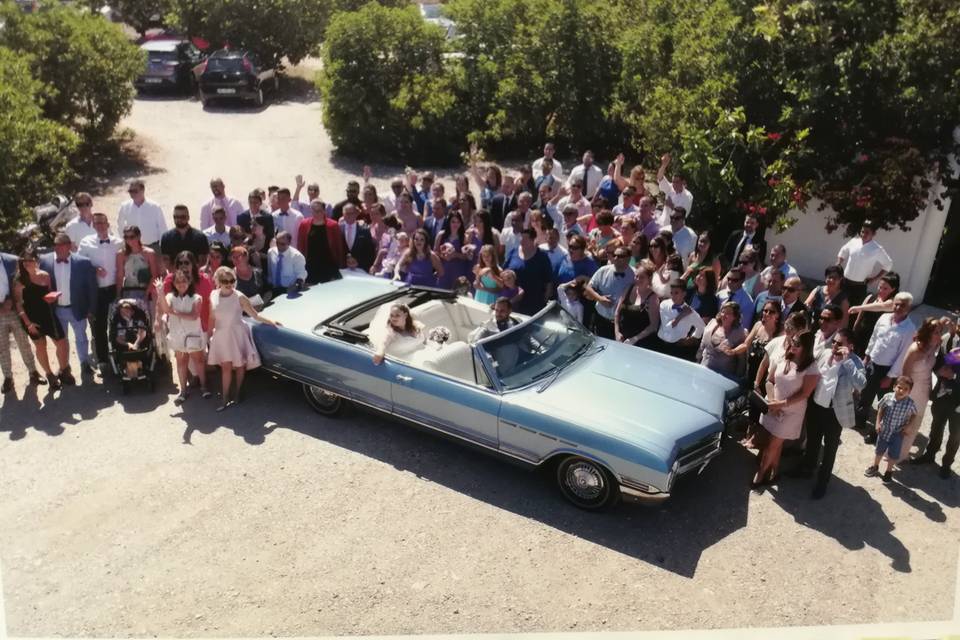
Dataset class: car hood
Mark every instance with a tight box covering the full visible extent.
[510,340,736,458]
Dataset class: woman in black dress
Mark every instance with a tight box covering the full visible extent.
[13,250,68,388]
[614,259,661,349]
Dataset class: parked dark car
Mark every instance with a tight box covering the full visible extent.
[135,39,205,93]
[196,49,278,107]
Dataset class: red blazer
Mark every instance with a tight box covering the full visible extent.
[297,217,346,268]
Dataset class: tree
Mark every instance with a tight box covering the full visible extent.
[167,0,328,68]
[317,3,460,162]
[0,2,145,139]
[0,46,79,244]
[113,0,172,36]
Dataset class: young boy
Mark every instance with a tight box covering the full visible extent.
[865,376,918,482]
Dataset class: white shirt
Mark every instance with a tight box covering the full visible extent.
[64,216,95,248]
[837,237,893,282]
[532,156,564,180]
[271,208,304,239]
[78,234,123,288]
[558,289,583,323]
[266,246,307,287]
[500,227,521,260]
[813,328,836,361]
[199,196,243,229]
[341,221,358,249]
[0,259,9,304]
[658,301,706,343]
[672,225,698,267]
[53,258,72,306]
[567,164,605,199]
[813,349,843,408]
[203,225,232,247]
[866,313,916,367]
[556,195,592,221]
[658,177,694,226]
[762,262,799,284]
[117,199,168,246]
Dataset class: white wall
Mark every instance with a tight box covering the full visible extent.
[768,194,950,301]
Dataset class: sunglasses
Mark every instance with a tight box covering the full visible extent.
[220,279,236,284]
[820,315,836,322]
[727,277,742,283]
[670,215,683,221]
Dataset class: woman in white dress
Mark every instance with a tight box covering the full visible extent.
[372,303,426,365]
[155,271,209,405]
[207,266,282,411]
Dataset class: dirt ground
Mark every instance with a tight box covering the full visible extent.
[0,83,958,637]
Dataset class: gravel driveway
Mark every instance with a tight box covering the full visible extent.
[0,90,957,636]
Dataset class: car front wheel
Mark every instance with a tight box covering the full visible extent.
[302,383,343,416]
[253,86,264,107]
[556,456,620,510]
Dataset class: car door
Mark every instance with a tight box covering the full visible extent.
[388,354,501,450]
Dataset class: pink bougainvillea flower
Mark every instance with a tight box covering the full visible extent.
[767,132,782,141]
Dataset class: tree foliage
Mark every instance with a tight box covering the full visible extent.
[0,46,79,243]
[317,3,458,161]
[0,2,145,138]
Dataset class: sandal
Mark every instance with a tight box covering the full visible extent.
[201,389,212,399]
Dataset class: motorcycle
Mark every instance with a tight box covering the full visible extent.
[16,195,77,253]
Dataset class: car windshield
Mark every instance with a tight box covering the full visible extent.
[146,50,177,61]
[206,56,244,71]
[478,304,594,390]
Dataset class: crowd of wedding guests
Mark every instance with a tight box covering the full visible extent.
[0,144,957,497]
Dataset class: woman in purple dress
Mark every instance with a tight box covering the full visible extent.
[398,228,443,287]
[434,212,473,290]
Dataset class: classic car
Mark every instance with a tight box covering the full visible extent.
[251,272,741,510]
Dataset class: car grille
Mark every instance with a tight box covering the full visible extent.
[675,431,722,475]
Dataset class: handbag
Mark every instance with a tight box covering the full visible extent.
[749,390,769,414]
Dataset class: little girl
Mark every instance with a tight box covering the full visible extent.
[557,279,585,324]
[473,244,502,306]
[499,270,524,308]
[156,271,209,405]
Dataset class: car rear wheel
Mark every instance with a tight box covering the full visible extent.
[253,86,264,107]
[555,456,620,510]
[302,383,343,416]
[198,88,209,107]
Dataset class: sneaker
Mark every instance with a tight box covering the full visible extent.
[59,368,76,386]
[864,465,879,477]
[29,371,47,386]
[811,485,827,500]
[940,465,952,480]
[909,453,936,466]
[1,378,13,394]
[881,470,893,483]
[173,394,188,406]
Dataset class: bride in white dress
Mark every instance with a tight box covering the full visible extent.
[372,303,426,365]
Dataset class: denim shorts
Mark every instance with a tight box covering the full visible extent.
[875,433,903,459]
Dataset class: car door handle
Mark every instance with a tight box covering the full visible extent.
[395,374,413,383]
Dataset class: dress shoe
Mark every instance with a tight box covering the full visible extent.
[1,378,13,394]
[58,368,76,386]
[29,370,47,385]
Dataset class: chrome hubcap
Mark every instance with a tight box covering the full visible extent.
[565,461,604,501]
[307,386,339,409]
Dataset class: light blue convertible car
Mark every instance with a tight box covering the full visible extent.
[251,272,741,510]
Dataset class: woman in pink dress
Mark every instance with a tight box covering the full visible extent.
[754,330,820,489]
[207,266,281,411]
[893,318,940,462]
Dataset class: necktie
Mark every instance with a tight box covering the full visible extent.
[274,252,284,288]
[278,212,288,216]
[100,239,111,244]
[582,168,590,198]
[57,258,69,264]
[734,233,751,262]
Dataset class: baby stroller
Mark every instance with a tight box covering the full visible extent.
[107,298,158,394]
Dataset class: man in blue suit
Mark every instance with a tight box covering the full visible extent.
[40,233,98,383]
[1,251,44,393]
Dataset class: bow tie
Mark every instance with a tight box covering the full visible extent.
[57,258,69,264]
[100,239,111,244]
[614,272,625,278]
[278,212,288,216]
[672,304,684,311]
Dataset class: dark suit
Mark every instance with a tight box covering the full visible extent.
[422,214,447,247]
[488,193,517,231]
[237,209,275,244]
[781,299,807,322]
[723,230,767,268]
[40,252,97,365]
[339,222,375,272]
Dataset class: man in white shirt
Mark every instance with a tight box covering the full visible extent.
[383,178,405,214]
[499,210,524,261]
[836,219,894,305]
[812,304,844,360]
[65,192,96,250]
[203,207,232,246]
[267,231,307,297]
[859,292,916,442]
[199,178,244,229]
[669,206,698,268]
[585,247,635,339]
[532,142,564,180]
[657,278,705,361]
[566,150,604,200]
[656,153,694,227]
[503,192,535,229]
[0,252,41,393]
[271,187,304,239]
[117,179,167,248]
[78,213,123,368]
[538,226,569,281]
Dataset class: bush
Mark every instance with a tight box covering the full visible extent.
[0,46,79,244]
[317,3,460,162]
[0,2,145,139]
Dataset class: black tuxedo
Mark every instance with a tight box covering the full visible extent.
[489,193,517,231]
[237,209,275,243]
[339,221,375,272]
[723,230,767,267]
